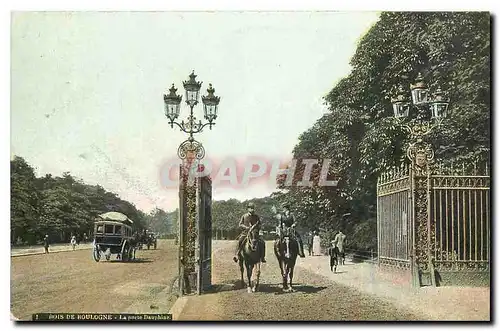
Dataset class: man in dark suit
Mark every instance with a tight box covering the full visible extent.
[43,235,49,254]
[233,202,266,263]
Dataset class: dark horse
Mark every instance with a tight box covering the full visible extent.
[116,232,142,261]
[238,223,264,293]
[274,226,299,292]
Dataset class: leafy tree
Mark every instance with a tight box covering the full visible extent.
[11,156,40,244]
[10,155,154,244]
[276,12,490,251]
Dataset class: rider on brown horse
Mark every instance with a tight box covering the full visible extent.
[278,204,306,258]
[233,202,266,263]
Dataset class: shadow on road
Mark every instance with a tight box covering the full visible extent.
[107,258,153,263]
[255,283,283,293]
[288,284,328,294]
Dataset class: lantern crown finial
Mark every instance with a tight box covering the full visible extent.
[391,85,409,103]
[433,87,449,102]
[202,83,220,105]
[207,83,215,96]
[167,84,179,97]
[410,72,427,90]
[183,71,202,89]
[164,83,182,103]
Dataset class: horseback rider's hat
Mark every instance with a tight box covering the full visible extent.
[282,203,290,209]
[247,202,255,209]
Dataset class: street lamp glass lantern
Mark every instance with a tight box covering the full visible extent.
[391,88,410,118]
[392,102,410,118]
[410,73,429,105]
[183,71,203,107]
[163,84,182,120]
[431,88,450,119]
[202,83,220,122]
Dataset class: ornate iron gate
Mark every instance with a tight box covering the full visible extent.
[196,176,212,294]
[429,168,490,286]
[377,163,490,287]
[377,165,412,270]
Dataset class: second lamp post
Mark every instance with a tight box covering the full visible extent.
[391,72,450,169]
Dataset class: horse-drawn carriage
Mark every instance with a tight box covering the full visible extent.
[92,212,137,262]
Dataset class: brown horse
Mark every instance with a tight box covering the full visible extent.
[238,223,264,293]
[274,226,299,292]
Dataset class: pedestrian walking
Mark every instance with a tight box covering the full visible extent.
[307,231,313,256]
[333,230,347,264]
[70,235,77,250]
[312,231,321,256]
[43,235,49,254]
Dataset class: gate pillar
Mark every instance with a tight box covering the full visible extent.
[177,139,212,296]
[196,175,212,294]
[408,141,436,287]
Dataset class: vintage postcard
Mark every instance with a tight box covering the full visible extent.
[10,11,490,322]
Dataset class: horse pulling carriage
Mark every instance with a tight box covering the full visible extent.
[92,212,137,262]
[144,231,157,250]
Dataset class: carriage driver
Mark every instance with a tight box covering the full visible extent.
[233,202,266,263]
[278,204,306,258]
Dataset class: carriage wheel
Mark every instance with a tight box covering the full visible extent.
[92,246,101,262]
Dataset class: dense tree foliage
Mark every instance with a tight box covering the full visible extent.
[277,12,490,251]
[11,13,490,254]
[10,156,173,245]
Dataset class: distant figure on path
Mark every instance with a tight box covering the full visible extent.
[328,240,340,272]
[43,235,49,254]
[70,235,77,250]
[312,231,321,256]
[333,230,347,264]
[306,231,313,256]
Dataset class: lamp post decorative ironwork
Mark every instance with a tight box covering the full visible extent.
[391,72,450,174]
[163,71,220,295]
[390,72,450,287]
[163,71,220,161]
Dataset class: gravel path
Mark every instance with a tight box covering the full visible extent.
[177,242,424,321]
[10,240,178,320]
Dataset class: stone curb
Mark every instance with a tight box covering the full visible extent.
[168,296,189,320]
[11,246,92,257]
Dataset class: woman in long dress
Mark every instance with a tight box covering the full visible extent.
[312,232,321,256]
[70,235,77,251]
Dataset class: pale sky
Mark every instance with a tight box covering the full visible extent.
[11,11,380,213]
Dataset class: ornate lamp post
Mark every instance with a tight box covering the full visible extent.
[391,72,450,171]
[163,71,220,295]
[163,71,220,161]
[390,72,450,287]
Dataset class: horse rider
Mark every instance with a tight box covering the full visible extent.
[233,202,266,263]
[278,204,306,258]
